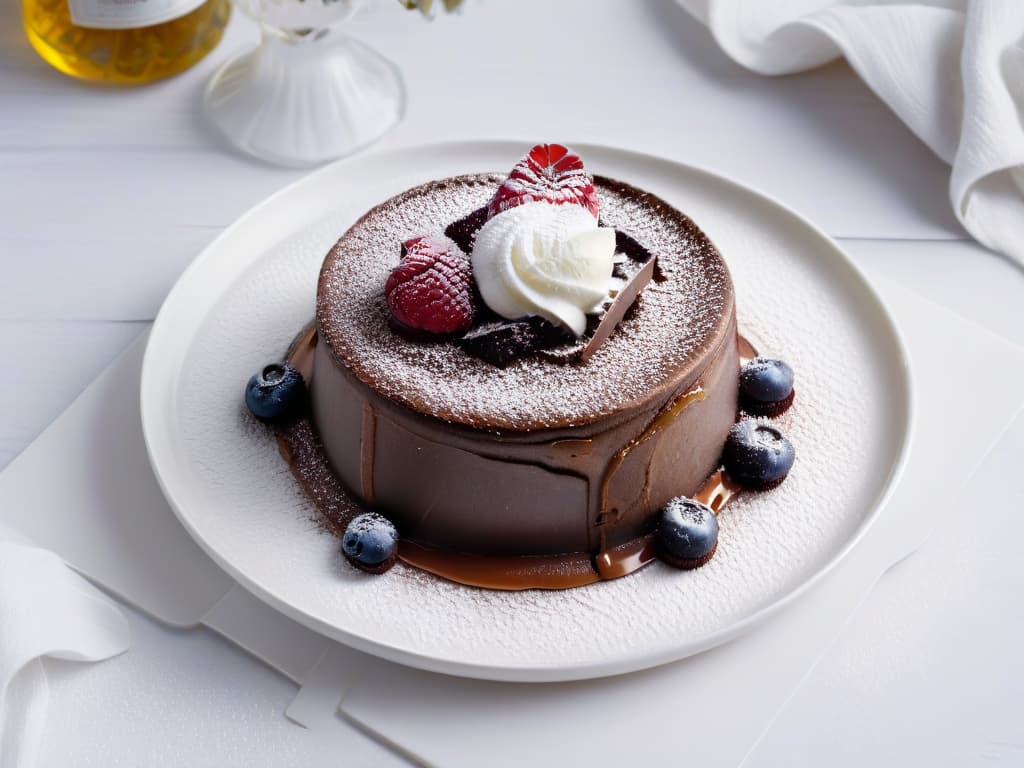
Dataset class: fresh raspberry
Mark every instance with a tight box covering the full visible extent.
[385,234,477,336]
[487,143,599,219]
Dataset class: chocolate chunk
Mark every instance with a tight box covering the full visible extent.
[615,229,651,265]
[458,317,570,368]
[444,206,489,255]
[616,228,665,283]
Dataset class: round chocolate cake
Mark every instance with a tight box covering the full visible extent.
[302,169,741,585]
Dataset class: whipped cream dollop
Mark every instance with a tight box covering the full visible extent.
[471,201,617,336]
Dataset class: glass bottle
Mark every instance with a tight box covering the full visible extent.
[203,0,404,166]
[22,0,231,85]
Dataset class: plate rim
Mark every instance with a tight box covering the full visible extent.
[140,139,915,682]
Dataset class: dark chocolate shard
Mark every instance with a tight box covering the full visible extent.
[537,255,656,364]
[457,317,571,368]
[577,255,656,362]
[444,205,489,255]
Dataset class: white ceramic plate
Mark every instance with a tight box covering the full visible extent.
[141,141,912,683]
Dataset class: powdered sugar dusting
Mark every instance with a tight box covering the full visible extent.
[169,147,906,674]
[317,175,732,431]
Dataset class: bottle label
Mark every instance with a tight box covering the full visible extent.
[68,0,208,29]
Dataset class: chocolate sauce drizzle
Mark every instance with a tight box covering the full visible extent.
[278,326,758,591]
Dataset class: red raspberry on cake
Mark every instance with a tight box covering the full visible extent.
[385,234,477,336]
[487,143,600,219]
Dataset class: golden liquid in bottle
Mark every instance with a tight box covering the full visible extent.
[22,0,231,85]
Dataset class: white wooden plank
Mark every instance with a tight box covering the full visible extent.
[38,606,399,768]
[0,320,143,470]
[841,238,1024,347]
[1,0,963,243]
[0,226,220,321]
[748,412,1024,768]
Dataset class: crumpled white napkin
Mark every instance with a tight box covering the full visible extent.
[0,525,129,768]
[677,0,1024,267]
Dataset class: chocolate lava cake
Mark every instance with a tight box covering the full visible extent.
[244,144,798,589]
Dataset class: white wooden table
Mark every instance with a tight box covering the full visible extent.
[2,1,1023,765]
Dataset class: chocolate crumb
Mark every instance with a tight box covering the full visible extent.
[457,317,570,367]
[444,205,489,255]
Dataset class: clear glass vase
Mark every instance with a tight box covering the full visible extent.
[205,0,405,167]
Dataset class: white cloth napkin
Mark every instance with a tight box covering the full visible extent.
[0,525,129,768]
[677,0,1024,267]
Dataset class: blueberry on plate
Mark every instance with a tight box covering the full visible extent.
[244,363,306,423]
[342,512,399,574]
[656,497,719,570]
[739,357,795,417]
[722,420,795,490]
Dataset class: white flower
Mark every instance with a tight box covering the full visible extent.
[398,0,464,18]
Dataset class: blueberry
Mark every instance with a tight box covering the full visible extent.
[740,357,793,402]
[244,363,306,423]
[656,497,719,569]
[342,512,399,574]
[739,357,795,416]
[722,420,795,489]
